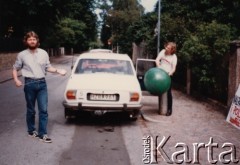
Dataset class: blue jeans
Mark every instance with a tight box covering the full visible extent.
[24,78,48,137]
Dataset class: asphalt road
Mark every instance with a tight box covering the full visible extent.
[0,57,143,165]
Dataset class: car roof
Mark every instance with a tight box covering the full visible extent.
[89,49,113,53]
[77,52,131,61]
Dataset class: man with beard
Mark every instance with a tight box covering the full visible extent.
[12,31,66,143]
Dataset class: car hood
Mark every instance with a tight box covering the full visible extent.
[66,74,141,91]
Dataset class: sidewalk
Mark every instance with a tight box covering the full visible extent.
[0,69,15,83]
[139,90,240,164]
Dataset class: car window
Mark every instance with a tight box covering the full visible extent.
[75,58,134,75]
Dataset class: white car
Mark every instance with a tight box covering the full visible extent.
[63,52,142,120]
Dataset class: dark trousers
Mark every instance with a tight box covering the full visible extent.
[167,80,172,112]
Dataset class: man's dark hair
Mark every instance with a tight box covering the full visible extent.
[23,31,40,47]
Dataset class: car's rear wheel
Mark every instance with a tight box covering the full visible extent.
[65,108,75,119]
[128,110,140,121]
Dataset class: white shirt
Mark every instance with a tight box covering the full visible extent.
[155,49,177,76]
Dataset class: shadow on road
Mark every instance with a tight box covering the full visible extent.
[64,112,137,127]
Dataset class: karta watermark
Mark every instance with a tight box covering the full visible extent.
[142,135,239,164]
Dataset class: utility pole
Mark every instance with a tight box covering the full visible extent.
[157,0,161,54]
[157,0,167,115]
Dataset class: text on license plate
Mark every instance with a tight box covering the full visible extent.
[89,94,117,101]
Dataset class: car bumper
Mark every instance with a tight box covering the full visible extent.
[62,101,142,111]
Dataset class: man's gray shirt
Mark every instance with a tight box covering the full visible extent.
[13,48,52,78]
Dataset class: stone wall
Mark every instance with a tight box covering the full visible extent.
[0,53,17,71]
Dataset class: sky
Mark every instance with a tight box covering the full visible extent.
[140,0,158,13]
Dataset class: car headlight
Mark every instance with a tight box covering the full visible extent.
[130,92,140,102]
[66,90,77,100]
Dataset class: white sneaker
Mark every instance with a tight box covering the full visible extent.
[39,135,52,143]
[28,131,39,138]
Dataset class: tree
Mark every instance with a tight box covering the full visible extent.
[44,18,87,48]
[127,0,240,103]
[44,0,98,51]
[100,0,143,54]
[127,12,158,58]
[180,21,232,101]
[0,0,98,52]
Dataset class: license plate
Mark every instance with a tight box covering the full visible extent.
[89,94,117,101]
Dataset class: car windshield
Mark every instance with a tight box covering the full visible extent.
[75,58,134,75]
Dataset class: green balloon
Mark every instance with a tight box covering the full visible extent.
[144,68,171,95]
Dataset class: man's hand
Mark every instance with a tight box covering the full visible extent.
[57,69,67,76]
[15,79,23,87]
[155,60,160,67]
